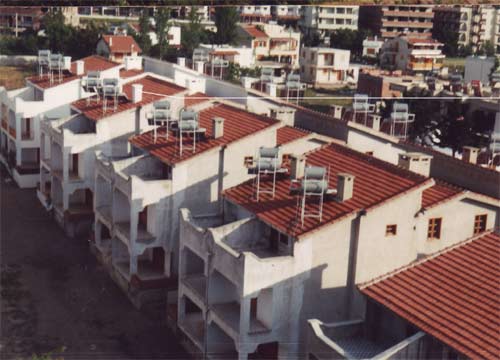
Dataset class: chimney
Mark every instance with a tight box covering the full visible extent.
[462,146,479,164]
[290,154,305,180]
[370,114,381,131]
[398,152,433,177]
[337,173,355,202]
[195,61,205,74]
[109,37,113,46]
[212,117,224,139]
[131,84,143,103]
[177,57,186,67]
[76,60,84,75]
[63,56,72,70]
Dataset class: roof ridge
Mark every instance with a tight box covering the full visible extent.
[358,230,497,290]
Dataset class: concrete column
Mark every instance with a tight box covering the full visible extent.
[62,149,69,183]
[129,202,139,250]
[130,255,138,275]
[164,249,171,277]
[267,83,277,97]
[239,297,251,335]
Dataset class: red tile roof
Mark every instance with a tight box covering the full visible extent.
[129,103,279,165]
[224,143,431,238]
[277,126,310,146]
[242,25,268,39]
[27,55,119,89]
[185,92,210,107]
[119,68,144,78]
[102,35,142,54]
[360,232,500,360]
[421,181,464,209]
[71,75,185,122]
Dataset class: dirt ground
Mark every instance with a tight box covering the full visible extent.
[0,66,35,90]
[0,165,189,359]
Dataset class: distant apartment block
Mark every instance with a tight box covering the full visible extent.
[300,6,359,38]
[97,35,142,63]
[238,5,272,24]
[434,5,500,54]
[359,5,434,40]
[300,47,353,87]
[380,36,445,72]
[0,7,44,35]
[237,24,301,69]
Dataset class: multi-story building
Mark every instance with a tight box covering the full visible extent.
[380,36,445,72]
[0,55,122,188]
[237,24,301,69]
[359,5,434,40]
[272,5,301,26]
[96,35,142,64]
[299,47,353,87]
[0,7,45,36]
[362,36,385,59]
[300,6,359,38]
[93,96,299,305]
[40,72,188,236]
[434,5,500,54]
[308,231,499,360]
[178,141,499,359]
[238,5,272,24]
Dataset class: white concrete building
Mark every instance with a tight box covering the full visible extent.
[96,35,142,63]
[178,143,498,359]
[93,97,309,306]
[195,45,256,69]
[300,6,359,38]
[40,72,187,237]
[380,36,445,72]
[273,5,301,25]
[237,23,301,69]
[238,5,272,23]
[362,36,384,59]
[300,47,352,87]
[0,55,121,188]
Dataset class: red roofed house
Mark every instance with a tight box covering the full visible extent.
[97,35,142,63]
[307,231,499,360]
[178,139,499,358]
[93,99,316,306]
[43,73,188,240]
[0,55,121,189]
[380,35,445,73]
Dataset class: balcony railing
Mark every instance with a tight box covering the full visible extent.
[1,119,7,130]
[21,131,34,141]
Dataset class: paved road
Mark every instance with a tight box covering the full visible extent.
[0,165,189,359]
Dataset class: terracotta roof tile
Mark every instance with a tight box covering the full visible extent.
[360,232,500,360]
[27,55,119,89]
[421,181,464,209]
[71,75,185,122]
[185,92,210,107]
[277,126,310,146]
[224,143,430,238]
[102,35,142,54]
[242,25,268,39]
[129,103,279,165]
[119,68,144,78]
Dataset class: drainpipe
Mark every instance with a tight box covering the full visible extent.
[345,209,366,318]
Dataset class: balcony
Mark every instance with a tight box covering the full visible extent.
[21,130,34,141]
[182,274,208,303]
[1,119,7,130]
[96,205,113,226]
[115,221,155,245]
[8,126,16,139]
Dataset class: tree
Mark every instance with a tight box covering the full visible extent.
[181,7,204,57]
[437,100,473,157]
[330,28,372,60]
[458,43,473,57]
[42,10,74,54]
[135,10,152,55]
[303,30,321,47]
[433,26,459,57]
[214,6,239,45]
[481,41,495,57]
[72,20,107,59]
[154,8,171,60]
[405,87,441,142]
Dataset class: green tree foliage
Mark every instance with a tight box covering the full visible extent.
[154,8,171,60]
[181,7,205,57]
[303,30,321,47]
[433,26,459,57]
[214,6,239,45]
[330,28,372,60]
[135,10,152,55]
[43,10,74,54]
[480,41,496,57]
